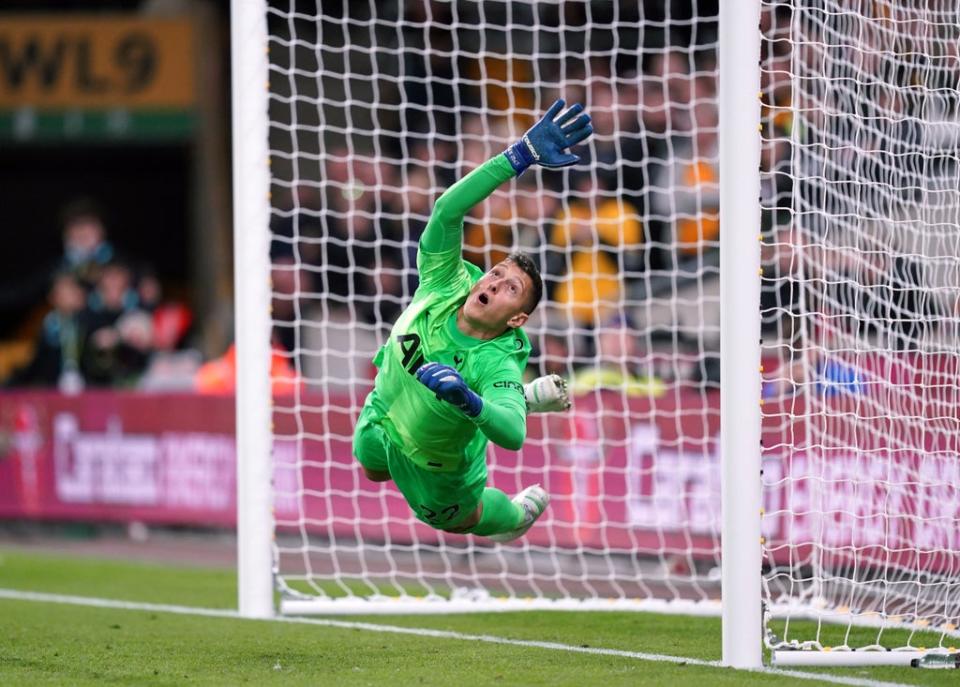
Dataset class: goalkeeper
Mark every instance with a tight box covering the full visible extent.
[353,100,593,541]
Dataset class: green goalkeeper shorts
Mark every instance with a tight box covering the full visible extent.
[353,390,486,530]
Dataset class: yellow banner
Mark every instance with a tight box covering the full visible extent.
[0,15,195,109]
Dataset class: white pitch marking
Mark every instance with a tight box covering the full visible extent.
[0,588,916,687]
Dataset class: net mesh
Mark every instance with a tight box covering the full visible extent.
[760,0,960,651]
[265,0,723,609]
[259,0,960,640]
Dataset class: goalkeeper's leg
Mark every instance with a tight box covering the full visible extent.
[462,485,550,542]
[457,488,524,536]
[393,472,548,541]
[353,393,392,483]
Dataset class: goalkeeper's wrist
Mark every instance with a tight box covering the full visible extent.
[459,391,483,418]
[503,137,537,175]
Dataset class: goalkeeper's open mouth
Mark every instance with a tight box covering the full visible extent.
[477,292,490,306]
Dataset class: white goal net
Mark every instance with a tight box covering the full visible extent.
[760,0,960,654]
[251,0,960,652]
[264,0,725,613]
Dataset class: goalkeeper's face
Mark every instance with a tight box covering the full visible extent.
[462,260,533,332]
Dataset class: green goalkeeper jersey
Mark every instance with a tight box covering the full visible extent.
[370,154,530,472]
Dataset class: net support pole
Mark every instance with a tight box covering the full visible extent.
[719,0,763,668]
[231,0,274,619]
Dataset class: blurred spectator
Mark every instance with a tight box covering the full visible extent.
[831,252,938,351]
[456,113,498,178]
[134,266,163,313]
[762,352,866,400]
[646,49,694,133]
[195,342,300,396]
[649,101,720,258]
[397,164,436,295]
[815,358,865,397]
[0,196,169,390]
[0,197,115,337]
[760,222,803,344]
[882,255,938,350]
[760,131,793,231]
[357,253,405,331]
[350,208,405,327]
[529,333,571,379]
[690,352,721,388]
[570,316,665,397]
[301,305,381,392]
[80,262,151,387]
[271,183,324,267]
[546,173,642,327]
[760,6,793,152]
[270,255,311,355]
[275,146,350,305]
[463,187,514,268]
[6,273,86,391]
[469,54,536,125]
[586,80,647,206]
[287,146,407,321]
[83,261,139,323]
[639,76,670,161]
[60,198,115,290]
[394,2,479,157]
[138,303,202,392]
[462,174,553,270]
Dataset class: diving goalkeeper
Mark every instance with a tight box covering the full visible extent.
[353,100,593,541]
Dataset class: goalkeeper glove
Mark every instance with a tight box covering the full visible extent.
[524,374,571,413]
[504,99,594,175]
[416,362,483,417]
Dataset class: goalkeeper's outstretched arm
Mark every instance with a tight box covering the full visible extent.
[419,99,593,259]
[414,100,591,434]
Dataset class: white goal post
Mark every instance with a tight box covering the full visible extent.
[231,0,273,620]
[231,0,960,669]
[719,0,762,669]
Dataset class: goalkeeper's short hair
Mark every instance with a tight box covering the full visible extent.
[507,251,543,315]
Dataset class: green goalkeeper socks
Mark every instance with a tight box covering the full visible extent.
[467,487,524,536]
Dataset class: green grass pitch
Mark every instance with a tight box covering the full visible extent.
[0,548,956,686]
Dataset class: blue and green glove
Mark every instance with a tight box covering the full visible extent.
[504,98,593,174]
[416,362,483,417]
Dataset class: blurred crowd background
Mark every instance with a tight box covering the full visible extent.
[1,0,954,397]
[0,0,232,393]
[266,0,736,396]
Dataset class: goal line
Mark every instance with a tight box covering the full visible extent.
[0,587,917,687]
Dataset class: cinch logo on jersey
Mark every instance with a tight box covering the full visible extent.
[492,380,523,395]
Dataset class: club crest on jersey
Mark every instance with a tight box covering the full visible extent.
[453,353,464,368]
